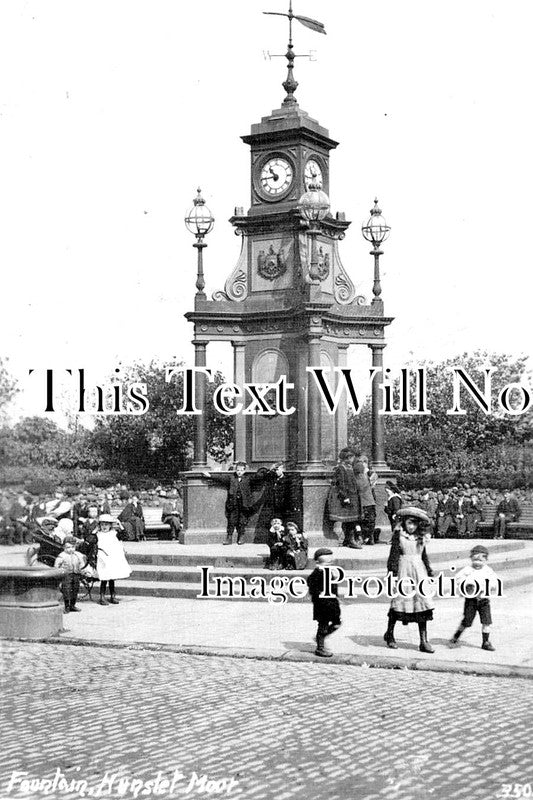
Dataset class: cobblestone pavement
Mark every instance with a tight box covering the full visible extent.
[1,642,532,800]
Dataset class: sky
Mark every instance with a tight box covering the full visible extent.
[1,0,532,421]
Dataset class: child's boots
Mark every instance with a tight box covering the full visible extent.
[482,633,495,651]
[315,634,333,658]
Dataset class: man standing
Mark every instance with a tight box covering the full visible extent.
[260,463,302,531]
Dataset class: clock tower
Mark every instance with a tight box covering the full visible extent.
[183,8,394,542]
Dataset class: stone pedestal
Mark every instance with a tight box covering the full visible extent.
[183,470,341,545]
[182,472,228,544]
[0,566,63,639]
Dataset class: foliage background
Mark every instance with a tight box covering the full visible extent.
[1,353,532,489]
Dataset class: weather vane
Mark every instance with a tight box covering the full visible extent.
[263,1,326,106]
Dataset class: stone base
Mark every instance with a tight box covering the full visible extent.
[183,470,341,545]
[0,605,63,639]
[0,566,64,640]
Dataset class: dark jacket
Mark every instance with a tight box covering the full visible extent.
[327,463,361,522]
[118,502,144,523]
[261,470,301,521]
[437,497,457,518]
[385,494,403,522]
[495,497,521,520]
[307,566,341,623]
[208,473,259,515]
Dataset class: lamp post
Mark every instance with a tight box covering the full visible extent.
[361,198,390,302]
[185,188,215,299]
[185,188,214,469]
[362,199,390,470]
[298,181,330,283]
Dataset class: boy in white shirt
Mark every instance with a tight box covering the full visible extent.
[448,545,499,651]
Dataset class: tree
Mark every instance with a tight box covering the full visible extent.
[348,351,533,480]
[0,416,101,470]
[91,361,234,479]
[0,358,18,417]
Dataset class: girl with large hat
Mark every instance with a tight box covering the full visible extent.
[384,506,435,653]
[96,514,131,605]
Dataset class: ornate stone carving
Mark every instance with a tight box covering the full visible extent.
[257,244,287,281]
[213,234,248,302]
[316,246,330,280]
[334,274,352,303]
[331,244,358,305]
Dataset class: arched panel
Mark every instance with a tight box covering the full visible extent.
[251,348,289,463]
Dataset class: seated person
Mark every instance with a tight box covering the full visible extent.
[118,494,146,541]
[267,518,286,570]
[160,491,182,541]
[283,522,308,570]
[493,491,521,539]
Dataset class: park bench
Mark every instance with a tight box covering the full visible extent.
[110,506,177,542]
[476,502,533,539]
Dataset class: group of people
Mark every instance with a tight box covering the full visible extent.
[327,448,379,548]
[308,506,499,658]
[384,484,523,539]
[0,487,184,546]
[206,453,528,553]
[203,461,301,546]
[267,518,308,571]
[47,514,131,612]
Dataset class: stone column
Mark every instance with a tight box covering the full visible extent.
[336,344,349,455]
[370,343,388,469]
[232,341,246,463]
[192,340,208,468]
[306,334,323,468]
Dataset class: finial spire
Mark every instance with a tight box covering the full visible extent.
[263,2,326,106]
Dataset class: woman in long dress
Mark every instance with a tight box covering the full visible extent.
[327,448,362,549]
[384,507,435,653]
[96,513,131,605]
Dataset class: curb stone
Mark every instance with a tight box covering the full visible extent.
[4,634,533,682]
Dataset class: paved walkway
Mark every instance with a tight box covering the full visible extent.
[53,583,533,678]
[2,542,532,678]
[2,641,533,800]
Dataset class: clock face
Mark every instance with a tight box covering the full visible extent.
[259,157,294,198]
[304,158,324,190]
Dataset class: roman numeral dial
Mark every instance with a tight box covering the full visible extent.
[259,157,294,198]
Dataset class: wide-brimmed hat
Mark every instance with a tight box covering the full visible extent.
[396,506,430,525]
[98,514,116,524]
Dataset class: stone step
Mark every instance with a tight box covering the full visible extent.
[124,540,525,569]
[115,563,532,603]
[128,548,533,584]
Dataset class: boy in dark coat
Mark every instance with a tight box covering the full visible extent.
[307,548,342,658]
[204,462,259,545]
